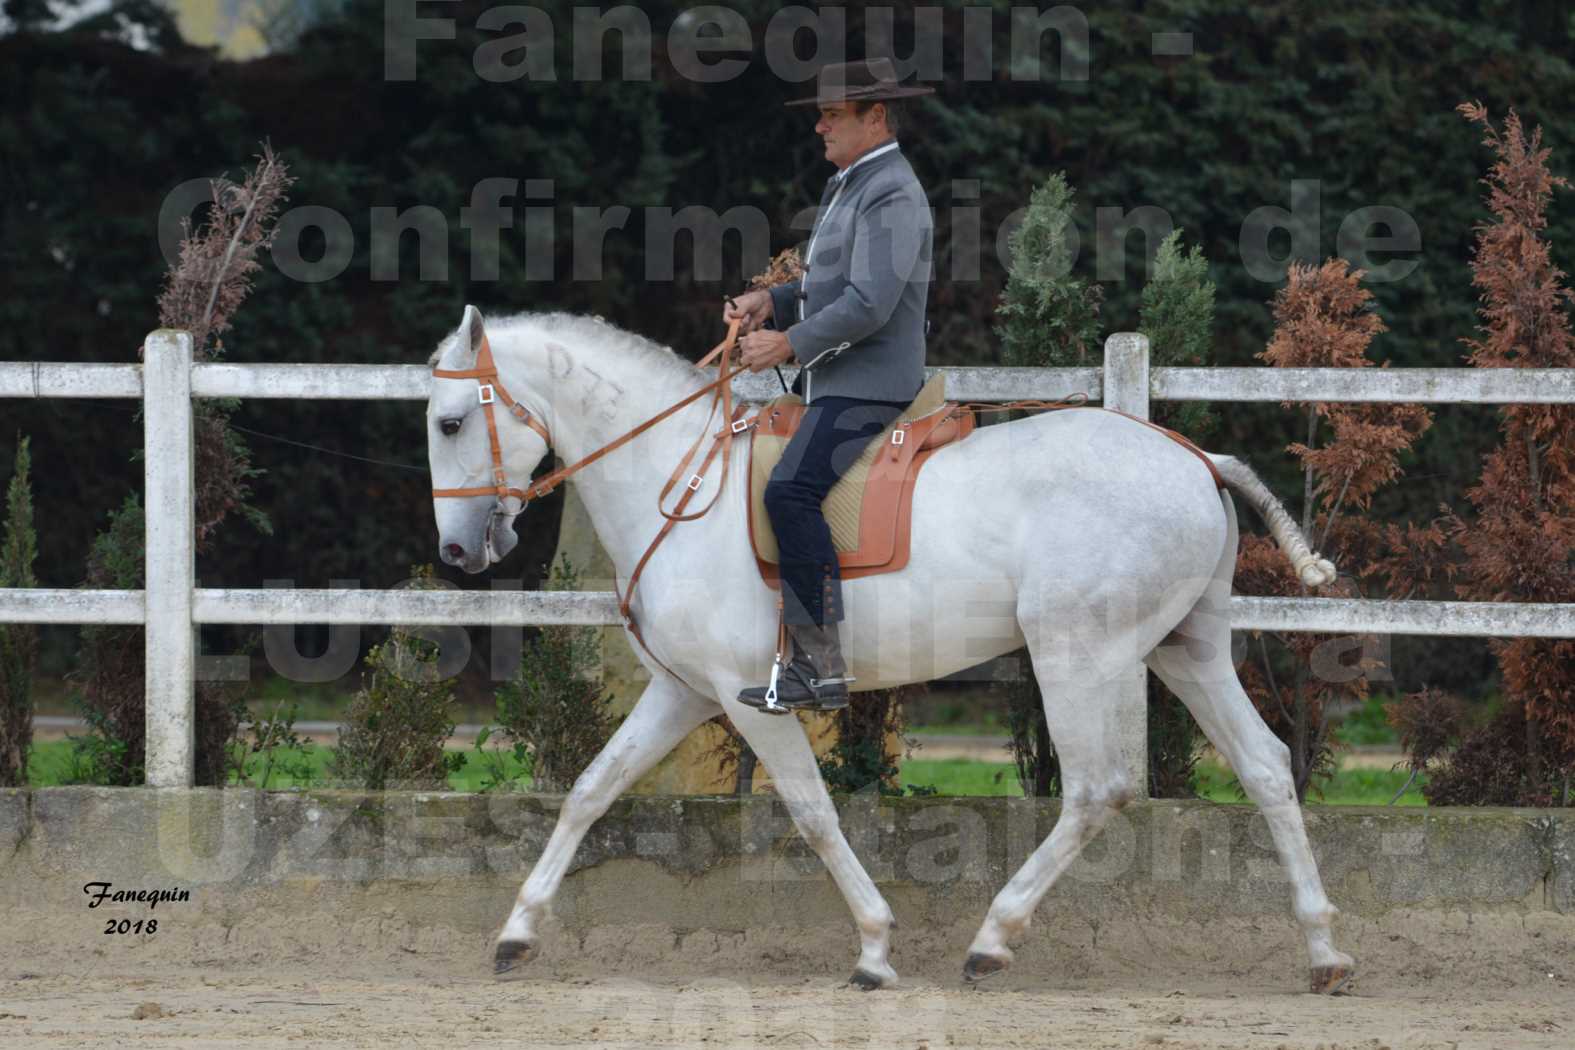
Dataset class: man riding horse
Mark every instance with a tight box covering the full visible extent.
[725,58,935,714]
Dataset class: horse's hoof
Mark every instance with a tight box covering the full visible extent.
[848,969,886,991]
[493,939,537,977]
[962,952,1009,983]
[1310,962,1356,995]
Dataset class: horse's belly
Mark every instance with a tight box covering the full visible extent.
[842,572,1023,688]
[840,432,1031,685]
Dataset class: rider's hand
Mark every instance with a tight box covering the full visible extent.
[739,330,794,373]
[723,289,773,334]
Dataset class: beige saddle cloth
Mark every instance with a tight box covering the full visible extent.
[746,374,975,584]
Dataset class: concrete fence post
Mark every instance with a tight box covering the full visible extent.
[1102,332,1151,799]
[143,330,196,788]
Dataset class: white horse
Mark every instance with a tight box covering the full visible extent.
[426,305,1357,993]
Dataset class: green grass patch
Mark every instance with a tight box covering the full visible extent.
[27,739,82,785]
[899,757,1422,804]
[26,738,534,791]
[900,758,1023,797]
[1194,759,1425,806]
[25,739,1424,805]
[1331,694,1401,748]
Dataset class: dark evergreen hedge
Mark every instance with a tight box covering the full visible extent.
[3,1,1571,694]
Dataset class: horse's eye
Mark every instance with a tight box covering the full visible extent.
[440,419,461,436]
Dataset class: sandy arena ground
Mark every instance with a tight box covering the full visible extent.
[4,934,1572,1050]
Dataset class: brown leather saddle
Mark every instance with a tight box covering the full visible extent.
[746,374,975,585]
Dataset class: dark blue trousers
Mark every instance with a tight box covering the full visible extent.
[763,396,908,626]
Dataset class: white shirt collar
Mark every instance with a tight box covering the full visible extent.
[830,141,900,186]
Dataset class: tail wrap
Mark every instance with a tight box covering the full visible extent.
[1208,456,1337,588]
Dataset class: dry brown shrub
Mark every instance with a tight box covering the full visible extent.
[1237,260,1434,799]
[74,146,293,785]
[1431,104,1575,802]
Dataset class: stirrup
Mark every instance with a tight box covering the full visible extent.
[738,657,853,714]
[759,597,793,714]
[761,651,787,714]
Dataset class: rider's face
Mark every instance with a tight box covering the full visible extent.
[815,103,888,171]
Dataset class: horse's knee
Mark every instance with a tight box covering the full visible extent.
[785,803,839,852]
[559,771,613,830]
[1063,778,1137,818]
[1236,738,1296,805]
[798,816,837,851]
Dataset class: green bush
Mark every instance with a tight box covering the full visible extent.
[230,699,317,790]
[494,557,619,794]
[994,173,1105,368]
[1138,228,1218,798]
[0,436,38,786]
[995,173,1103,798]
[331,566,466,790]
[818,684,930,797]
[69,495,146,786]
[1140,228,1218,439]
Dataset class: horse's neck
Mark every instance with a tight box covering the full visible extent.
[516,329,722,579]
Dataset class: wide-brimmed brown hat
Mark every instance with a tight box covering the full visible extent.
[784,58,936,107]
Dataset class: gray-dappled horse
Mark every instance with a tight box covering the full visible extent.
[425,305,1356,993]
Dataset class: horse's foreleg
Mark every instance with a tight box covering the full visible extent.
[495,675,715,976]
[964,673,1137,982]
[723,699,900,990]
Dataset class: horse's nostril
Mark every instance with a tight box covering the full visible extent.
[445,543,465,561]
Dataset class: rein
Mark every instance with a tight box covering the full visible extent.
[431,320,748,508]
[431,320,751,687]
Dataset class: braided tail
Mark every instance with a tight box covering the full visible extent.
[1207,455,1337,588]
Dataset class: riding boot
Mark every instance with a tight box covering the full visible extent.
[737,622,853,714]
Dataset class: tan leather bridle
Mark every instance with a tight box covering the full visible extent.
[429,320,751,686]
[431,331,555,507]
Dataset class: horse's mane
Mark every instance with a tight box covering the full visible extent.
[428,311,705,389]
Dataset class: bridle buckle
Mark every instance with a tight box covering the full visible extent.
[478,383,496,405]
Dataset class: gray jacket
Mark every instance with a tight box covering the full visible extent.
[768,144,932,404]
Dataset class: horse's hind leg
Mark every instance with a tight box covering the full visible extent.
[721,697,900,990]
[964,658,1140,982]
[494,675,715,976]
[1147,575,1356,993]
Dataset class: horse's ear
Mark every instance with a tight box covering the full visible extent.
[460,304,487,359]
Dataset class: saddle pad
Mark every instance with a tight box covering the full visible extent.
[748,373,974,582]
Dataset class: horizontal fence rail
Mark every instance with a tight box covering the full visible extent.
[7,361,1575,404]
[1227,597,1575,637]
[0,589,149,625]
[1151,366,1575,404]
[2,589,1571,637]
[4,329,1575,786]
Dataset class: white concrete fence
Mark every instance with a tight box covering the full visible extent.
[3,331,1574,787]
